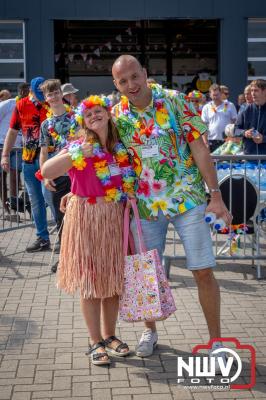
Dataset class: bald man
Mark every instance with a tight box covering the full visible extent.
[111,55,231,364]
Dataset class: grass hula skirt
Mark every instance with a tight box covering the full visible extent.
[57,195,124,299]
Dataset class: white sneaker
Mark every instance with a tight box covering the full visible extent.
[209,341,228,374]
[135,329,158,357]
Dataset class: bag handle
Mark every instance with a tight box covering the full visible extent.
[123,199,147,255]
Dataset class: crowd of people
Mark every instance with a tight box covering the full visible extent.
[0,55,265,366]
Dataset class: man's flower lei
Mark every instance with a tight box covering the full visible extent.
[119,84,171,136]
[47,104,76,145]
[211,101,228,113]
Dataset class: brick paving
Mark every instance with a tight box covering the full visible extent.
[0,225,266,400]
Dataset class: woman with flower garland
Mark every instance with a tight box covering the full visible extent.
[41,95,135,365]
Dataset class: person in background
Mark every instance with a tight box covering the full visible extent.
[187,90,206,115]
[187,90,208,147]
[235,79,266,155]
[0,90,12,102]
[237,93,245,112]
[0,83,30,220]
[238,84,253,114]
[1,77,53,252]
[39,79,76,273]
[220,85,230,101]
[201,84,237,152]
[61,83,79,108]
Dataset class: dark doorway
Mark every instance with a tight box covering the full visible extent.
[54,19,219,97]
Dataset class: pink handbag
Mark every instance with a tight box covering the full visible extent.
[119,199,176,322]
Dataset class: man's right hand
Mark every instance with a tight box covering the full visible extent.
[1,155,10,172]
[244,128,254,139]
[60,193,73,213]
[44,178,56,192]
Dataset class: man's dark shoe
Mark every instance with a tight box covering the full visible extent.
[51,261,58,274]
[26,238,50,253]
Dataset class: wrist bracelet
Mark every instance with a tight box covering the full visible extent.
[35,169,44,181]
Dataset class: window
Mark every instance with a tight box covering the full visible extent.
[0,21,26,93]
[248,19,266,80]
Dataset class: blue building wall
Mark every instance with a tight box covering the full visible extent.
[1,0,266,100]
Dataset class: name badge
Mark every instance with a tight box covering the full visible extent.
[141,144,159,159]
[109,163,121,176]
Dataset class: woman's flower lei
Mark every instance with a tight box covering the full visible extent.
[68,140,87,170]
[92,142,135,201]
[67,140,135,202]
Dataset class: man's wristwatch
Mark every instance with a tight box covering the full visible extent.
[209,188,221,194]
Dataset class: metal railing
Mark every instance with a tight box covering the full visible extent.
[0,147,35,232]
[163,154,266,280]
[0,147,55,234]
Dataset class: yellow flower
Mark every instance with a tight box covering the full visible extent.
[94,160,109,174]
[155,108,169,127]
[178,203,187,213]
[73,158,87,170]
[105,188,120,202]
[185,155,194,168]
[151,199,168,214]
[192,130,201,140]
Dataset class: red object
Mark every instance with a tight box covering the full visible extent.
[137,180,151,197]
[187,132,194,143]
[87,197,97,204]
[35,169,44,181]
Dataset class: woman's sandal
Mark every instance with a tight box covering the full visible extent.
[85,341,111,365]
[104,335,130,357]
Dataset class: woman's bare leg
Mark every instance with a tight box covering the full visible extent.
[80,297,108,360]
[101,295,128,353]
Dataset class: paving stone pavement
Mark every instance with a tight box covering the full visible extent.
[0,225,266,400]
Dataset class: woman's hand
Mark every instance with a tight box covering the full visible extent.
[60,193,73,213]
[81,142,94,158]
